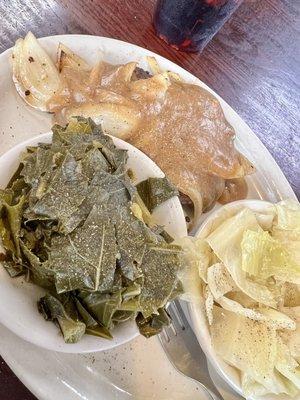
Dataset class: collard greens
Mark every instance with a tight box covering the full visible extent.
[0,118,183,343]
[137,177,178,212]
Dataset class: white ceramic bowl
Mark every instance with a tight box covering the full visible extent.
[0,132,187,353]
[189,199,282,400]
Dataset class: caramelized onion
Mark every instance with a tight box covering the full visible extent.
[11,32,62,111]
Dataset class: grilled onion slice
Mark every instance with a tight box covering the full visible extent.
[11,32,62,111]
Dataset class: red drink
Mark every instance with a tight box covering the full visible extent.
[153,0,243,52]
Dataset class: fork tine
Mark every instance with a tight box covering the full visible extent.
[169,301,185,329]
[168,321,177,336]
[161,328,171,343]
[159,299,224,400]
[164,314,177,338]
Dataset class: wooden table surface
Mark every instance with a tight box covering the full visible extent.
[0,0,299,399]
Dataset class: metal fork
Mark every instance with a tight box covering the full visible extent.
[159,300,223,400]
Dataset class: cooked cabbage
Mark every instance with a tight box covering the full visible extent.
[194,200,300,398]
[272,200,300,266]
[241,229,300,283]
[211,306,278,391]
[207,262,236,299]
[175,237,210,303]
[206,208,277,307]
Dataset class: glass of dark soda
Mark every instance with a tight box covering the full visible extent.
[153,0,243,52]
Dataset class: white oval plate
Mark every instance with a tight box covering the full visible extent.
[0,35,296,399]
[0,131,186,353]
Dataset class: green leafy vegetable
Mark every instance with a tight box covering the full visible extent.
[38,293,86,343]
[78,290,122,329]
[139,244,183,318]
[136,177,178,212]
[48,205,117,293]
[0,117,183,343]
[136,308,170,338]
[0,188,13,205]
[0,195,25,257]
[27,152,89,232]
[75,298,112,339]
[2,260,24,277]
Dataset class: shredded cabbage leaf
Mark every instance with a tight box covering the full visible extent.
[174,236,210,303]
[241,229,300,284]
[272,200,300,266]
[207,262,236,299]
[206,208,277,307]
[211,306,278,391]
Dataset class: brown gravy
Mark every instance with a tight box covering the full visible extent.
[51,62,253,221]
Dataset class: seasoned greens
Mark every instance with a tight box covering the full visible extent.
[38,293,86,343]
[136,177,178,212]
[48,205,117,293]
[0,118,183,343]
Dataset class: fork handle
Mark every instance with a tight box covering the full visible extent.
[171,301,224,399]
